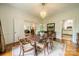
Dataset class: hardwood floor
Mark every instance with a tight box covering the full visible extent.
[64,40,78,56]
[62,35,79,56]
[0,51,12,56]
[0,35,79,56]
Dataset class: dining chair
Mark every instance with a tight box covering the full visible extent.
[18,37,34,56]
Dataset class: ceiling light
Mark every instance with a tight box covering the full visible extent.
[40,10,46,19]
[40,3,47,19]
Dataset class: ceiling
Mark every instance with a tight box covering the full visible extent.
[1,3,79,19]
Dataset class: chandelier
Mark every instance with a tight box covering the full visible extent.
[40,3,47,19]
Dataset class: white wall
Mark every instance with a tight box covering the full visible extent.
[43,8,79,43]
[0,5,40,44]
[63,30,72,35]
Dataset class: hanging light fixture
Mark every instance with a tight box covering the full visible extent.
[40,3,47,19]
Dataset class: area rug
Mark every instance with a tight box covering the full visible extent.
[12,41,66,56]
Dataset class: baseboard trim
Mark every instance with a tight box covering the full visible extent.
[62,34,72,36]
[6,41,19,46]
[5,41,19,51]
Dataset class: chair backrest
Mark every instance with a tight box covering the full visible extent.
[18,36,27,46]
[18,36,33,47]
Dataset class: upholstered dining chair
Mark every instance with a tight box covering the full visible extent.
[29,34,48,56]
[18,37,34,56]
[29,34,46,56]
[48,35,54,51]
[42,32,49,55]
[43,32,54,55]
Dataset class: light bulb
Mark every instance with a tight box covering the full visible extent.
[40,10,46,19]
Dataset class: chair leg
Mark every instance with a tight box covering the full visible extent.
[34,47,38,56]
[47,43,49,55]
[19,46,24,56]
[44,46,46,55]
[22,49,24,56]
[50,42,53,50]
[22,51,24,56]
[44,49,45,55]
[19,47,22,56]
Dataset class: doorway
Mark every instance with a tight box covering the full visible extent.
[0,20,5,52]
[62,19,73,41]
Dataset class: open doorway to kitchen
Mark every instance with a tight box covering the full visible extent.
[62,19,73,41]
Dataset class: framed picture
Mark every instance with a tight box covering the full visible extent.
[47,23,55,32]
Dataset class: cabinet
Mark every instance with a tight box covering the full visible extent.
[47,23,55,32]
[47,23,56,40]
